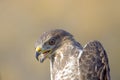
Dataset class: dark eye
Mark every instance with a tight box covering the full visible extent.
[49,38,56,45]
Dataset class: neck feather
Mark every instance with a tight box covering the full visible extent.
[50,40,82,80]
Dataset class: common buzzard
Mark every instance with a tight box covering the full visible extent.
[35,29,110,80]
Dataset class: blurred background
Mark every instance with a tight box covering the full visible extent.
[0,0,120,80]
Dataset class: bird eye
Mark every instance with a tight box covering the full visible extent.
[49,38,56,45]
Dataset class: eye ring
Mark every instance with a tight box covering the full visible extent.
[49,38,56,45]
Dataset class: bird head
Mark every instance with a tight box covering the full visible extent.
[35,29,73,63]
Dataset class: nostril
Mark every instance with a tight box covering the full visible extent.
[36,47,41,52]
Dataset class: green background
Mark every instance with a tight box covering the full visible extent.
[0,0,120,80]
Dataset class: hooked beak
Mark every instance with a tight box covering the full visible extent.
[35,46,51,63]
[35,51,40,61]
[35,51,45,63]
[35,46,41,61]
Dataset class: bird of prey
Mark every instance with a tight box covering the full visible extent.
[35,29,110,80]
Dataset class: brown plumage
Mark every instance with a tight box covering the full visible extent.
[35,29,111,80]
[79,41,110,80]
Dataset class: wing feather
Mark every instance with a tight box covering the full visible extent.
[79,40,110,80]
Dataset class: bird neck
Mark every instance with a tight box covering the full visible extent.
[50,39,82,80]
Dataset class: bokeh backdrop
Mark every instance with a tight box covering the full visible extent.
[0,0,120,80]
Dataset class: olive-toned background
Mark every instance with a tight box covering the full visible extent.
[0,0,120,80]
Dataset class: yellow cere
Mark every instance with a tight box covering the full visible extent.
[36,47,41,52]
